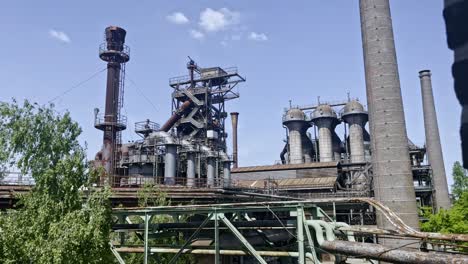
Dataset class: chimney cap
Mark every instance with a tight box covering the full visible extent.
[419,69,432,77]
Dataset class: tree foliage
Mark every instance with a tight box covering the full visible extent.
[117,183,192,264]
[421,161,468,252]
[451,161,468,201]
[0,100,113,263]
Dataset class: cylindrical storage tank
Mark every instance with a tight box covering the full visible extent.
[419,70,451,210]
[282,108,309,164]
[186,152,196,187]
[311,104,338,162]
[164,145,177,185]
[206,157,216,187]
[223,161,231,187]
[342,100,368,163]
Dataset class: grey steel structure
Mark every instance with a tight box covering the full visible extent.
[342,100,368,163]
[99,58,245,188]
[359,0,420,241]
[311,104,339,162]
[282,108,310,164]
[419,70,451,210]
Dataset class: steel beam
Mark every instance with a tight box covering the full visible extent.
[168,214,212,264]
[218,213,268,264]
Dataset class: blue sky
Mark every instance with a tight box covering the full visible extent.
[0,1,460,185]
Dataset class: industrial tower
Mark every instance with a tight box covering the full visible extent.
[94,26,130,184]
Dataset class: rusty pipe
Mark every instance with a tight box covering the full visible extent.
[230,112,239,168]
[320,240,467,264]
[160,100,193,132]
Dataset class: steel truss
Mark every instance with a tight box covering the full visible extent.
[110,199,468,264]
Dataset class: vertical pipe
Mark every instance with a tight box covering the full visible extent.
[419,70,451,210]
[230,112,239,168]
[214,212,220,264]
[296,206,305,264]
[223,162,231,187]
[144,213,149,264]
[164,145,177,185]
[207,157,216,187]
[187,152,196,187]
[359,0,420,246]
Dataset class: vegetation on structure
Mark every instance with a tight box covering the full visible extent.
[421,161,468,251]
[118,183,193,264]
[0,100,113,263]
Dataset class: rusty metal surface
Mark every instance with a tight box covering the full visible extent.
[231,161,339,173]
[160,100,192,132]
[231,112,239,168]
[321,240,468,264]
[234,177,337,189]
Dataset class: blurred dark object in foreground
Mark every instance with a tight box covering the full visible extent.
[444,0,468,168]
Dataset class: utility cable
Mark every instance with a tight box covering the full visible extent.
[125,74,159,114]
[48,67,107,103]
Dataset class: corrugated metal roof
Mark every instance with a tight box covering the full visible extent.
[231,162,339,173]
[235,176,337,190]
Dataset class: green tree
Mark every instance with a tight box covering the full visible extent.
[451,161,468,201]
[117,183,193,264]
[421,161,468,252]
[0,100,113,263]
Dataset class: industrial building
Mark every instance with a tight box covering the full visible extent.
[0,0,461,263]
[90,0,452,248]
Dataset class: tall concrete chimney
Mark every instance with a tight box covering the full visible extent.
[419,70,451,210]
[230,112,239,168]
[359,0,420,245]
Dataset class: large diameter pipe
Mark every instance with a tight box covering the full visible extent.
[320,240,467,264]
[160,100,192,132]
[186,152,196,187]
[230,112,239,168]
[419,70,451,210]
[207,157,216,187]
[164,145,177,185]
[223,162,231,187]
[359,0,420,244]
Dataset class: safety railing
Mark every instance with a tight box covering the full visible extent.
[169,67,238,86]
[108,175,224,188]
[0,172,35,186]
[99,43,130,58]
[94,114,127,130]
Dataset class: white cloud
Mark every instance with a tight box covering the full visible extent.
[166,12,189,25]
[199,8,240,32]
[49,29,71,43]
[190,29,204,40]
[248,32,268,41]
